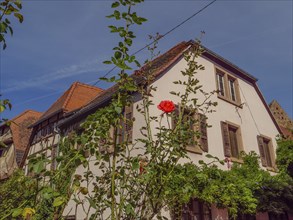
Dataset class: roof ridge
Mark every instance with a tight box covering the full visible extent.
[10,110,42,122]
[63,82,79,112]
[134,41,189,76]
[74,81,103,91]
[63,82,103,112]
[40,83,75,117]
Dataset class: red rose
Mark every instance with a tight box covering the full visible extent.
[157,100,175,113]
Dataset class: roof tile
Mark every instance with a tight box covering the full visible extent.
[10,110,42,152]
[38,82,103,123]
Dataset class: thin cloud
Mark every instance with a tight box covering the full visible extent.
[3,60,106,93]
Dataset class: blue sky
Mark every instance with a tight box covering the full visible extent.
[0,0,292,120]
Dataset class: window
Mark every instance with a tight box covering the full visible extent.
[215,68,241,105]
[216,73,225,96]
[182,198,212,220]
[172,107,209,154]
[221,121,243,160]
[257,135,275,168]
[228,78,237,102]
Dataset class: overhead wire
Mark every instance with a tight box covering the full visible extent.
[2,0,217,108]
[92,0,217,86]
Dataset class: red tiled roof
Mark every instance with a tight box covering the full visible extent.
[58,42,192,127]
[10,110,42,151]
[58,40,276,133]
[37,82,103,123]
[134,41,191,77]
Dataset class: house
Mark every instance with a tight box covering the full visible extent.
[0,110,41,180]
[22,82,103,172]
[56,40,285,220]
[269,100,293,140]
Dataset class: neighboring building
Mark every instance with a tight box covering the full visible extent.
[22,82,103,171]
[57,41,284,220]
[269,100,293,140]
[0,110,41,180]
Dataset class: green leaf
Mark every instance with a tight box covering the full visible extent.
[14,13,24,23]
[132,160,139,170]
[8,26,13,36]
[125,38,132,46]
[115,106,122,114]
[14,0,22,9]
[53,196,65,207]
[125,204,134,215]
[80,187,88,195]
[134,60,141,67]
[111,2,120,8]
[114,51,122,59]
[12,208,23,217]
[113,10,120,20]
[103,60,112,64]
[33,161,44,174]
[205,154,214,159]
[87,197,97,208]
[0,105,5,113]
[0,23,6,32]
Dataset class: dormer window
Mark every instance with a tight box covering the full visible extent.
[215,68,241,106]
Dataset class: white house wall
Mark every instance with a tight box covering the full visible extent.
[0,143,17,179]
[134,55,280,169]
[24,134,60,174]
[63,54,280,219]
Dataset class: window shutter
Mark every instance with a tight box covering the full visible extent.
[221,121,231,157]
[257,135,267,167]
[125,104,133,143]
[199,113,208,152]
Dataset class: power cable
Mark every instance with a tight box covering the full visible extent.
[92,0,217,86]
[3,0,218,109]
[238,84,261,135]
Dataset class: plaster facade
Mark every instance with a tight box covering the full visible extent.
[63,52,281,219]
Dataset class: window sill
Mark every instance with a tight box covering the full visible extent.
[266,166,278,173]
[186,146,203,155]
[218,95,242,108]
[230,157,243,164]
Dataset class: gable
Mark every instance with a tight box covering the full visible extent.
[35,82,103,126]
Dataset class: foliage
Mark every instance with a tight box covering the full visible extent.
[276,139,293,177]
[255,174,293,215]
[254,139,293,215]
[0,0,23,50]
[0,170,36,219]
[1,1,292,220]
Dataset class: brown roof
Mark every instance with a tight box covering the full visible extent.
[36,82,103,125]
[58,40,280,135]
[134,41,191,77]
[10,110,42,152]
[58,42,191,128]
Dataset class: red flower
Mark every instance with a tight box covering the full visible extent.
[157,100,175,113]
